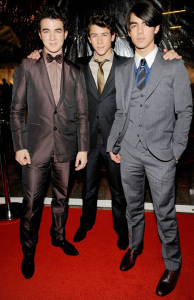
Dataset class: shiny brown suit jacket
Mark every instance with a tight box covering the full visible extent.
[10,55,89,163]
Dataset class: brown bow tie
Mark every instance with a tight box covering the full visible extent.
[46,53,63,64]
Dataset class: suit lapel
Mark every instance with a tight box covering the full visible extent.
[101,53,119,98]
[37,57,55,106]
[122,57,135,109]
[145,51,166,100]
[83,61,99,99]
[58,60,70,107]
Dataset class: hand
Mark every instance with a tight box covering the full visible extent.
[15,149,31,165]
[163,49,182,60]
[27,49,42,59]
[175,156,179,164]
[109,152,121,164]
[75,151,87,171]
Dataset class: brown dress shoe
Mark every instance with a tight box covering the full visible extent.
[156,268,181,297]
[120,245,143,271]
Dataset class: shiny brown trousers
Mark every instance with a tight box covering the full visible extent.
[20,155,71,254]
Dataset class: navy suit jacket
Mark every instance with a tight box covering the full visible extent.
[76,52,129,149]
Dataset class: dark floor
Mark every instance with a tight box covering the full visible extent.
[1,119,194,206]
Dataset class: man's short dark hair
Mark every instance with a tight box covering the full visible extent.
[36,5,69,32]
[86,10,116,36]
[125,0,163,32]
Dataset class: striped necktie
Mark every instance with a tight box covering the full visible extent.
[95,59,109,95]
[137,58,146,90]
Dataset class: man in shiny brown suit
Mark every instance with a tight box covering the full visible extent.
[10,5,88,279]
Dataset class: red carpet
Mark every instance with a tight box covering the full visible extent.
[0,207,193,300]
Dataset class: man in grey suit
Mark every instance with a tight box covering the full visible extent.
[107,1,193,297]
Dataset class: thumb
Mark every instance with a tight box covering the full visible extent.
[75,155,79,168]
[26,152,31,164]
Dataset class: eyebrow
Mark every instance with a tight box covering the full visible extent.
[129,22,137,25]
[90,31,109,35]
[42,28,62,31]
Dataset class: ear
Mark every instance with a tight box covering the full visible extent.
[88,35,92,44]
[111,33,116,42]
[154,25,160,34]
[64,30,68,40]
[38,31,42,40]
[128,30,131,37]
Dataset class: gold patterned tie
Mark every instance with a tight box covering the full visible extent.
[95,59,109,95]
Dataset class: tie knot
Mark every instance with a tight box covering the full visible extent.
[140,58,146,68]
[46,53,63,64]
[95,59,109,67]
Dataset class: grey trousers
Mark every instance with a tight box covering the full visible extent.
[120,142,181,271]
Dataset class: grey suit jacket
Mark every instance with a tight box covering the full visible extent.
[10,55,89,163]
[107,50,193,161]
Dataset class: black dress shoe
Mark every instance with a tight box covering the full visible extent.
[120,245,143,271]
[156,268,181,297]
[52,238,79,256]
[73,227,87,242]
[21,253,35,279]
[117,235,129,250]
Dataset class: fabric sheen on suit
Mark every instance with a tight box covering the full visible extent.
[10,55,89,252]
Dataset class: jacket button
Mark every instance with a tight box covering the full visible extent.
[96,116,99,119]
[141,94,143,97]
[54,111,57,114]
[54,127,57,130]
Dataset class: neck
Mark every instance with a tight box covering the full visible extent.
[44,48,63,56]
[94,48,112,61]
[135,44,155,58]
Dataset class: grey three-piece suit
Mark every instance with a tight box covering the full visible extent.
[107,50,193,270]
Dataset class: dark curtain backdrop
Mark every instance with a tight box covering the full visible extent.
[0,0,194,65]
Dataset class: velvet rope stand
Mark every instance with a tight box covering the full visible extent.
[0,119,22,220]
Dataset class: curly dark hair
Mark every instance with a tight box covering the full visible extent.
[86,10,116,36]
[36,5,69,32]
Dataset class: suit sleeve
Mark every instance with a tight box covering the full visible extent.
[106,66,125,152]
[74,69,89,152]
[173,60,193,158]
[10,62,28,152]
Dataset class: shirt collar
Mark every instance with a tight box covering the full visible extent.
[135,45,158,69]
[91,49,114,63]
[43,50,63,69]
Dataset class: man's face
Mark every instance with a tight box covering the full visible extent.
[88,25,115,60]
[39,18,68,55]
[128,13,159,56]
